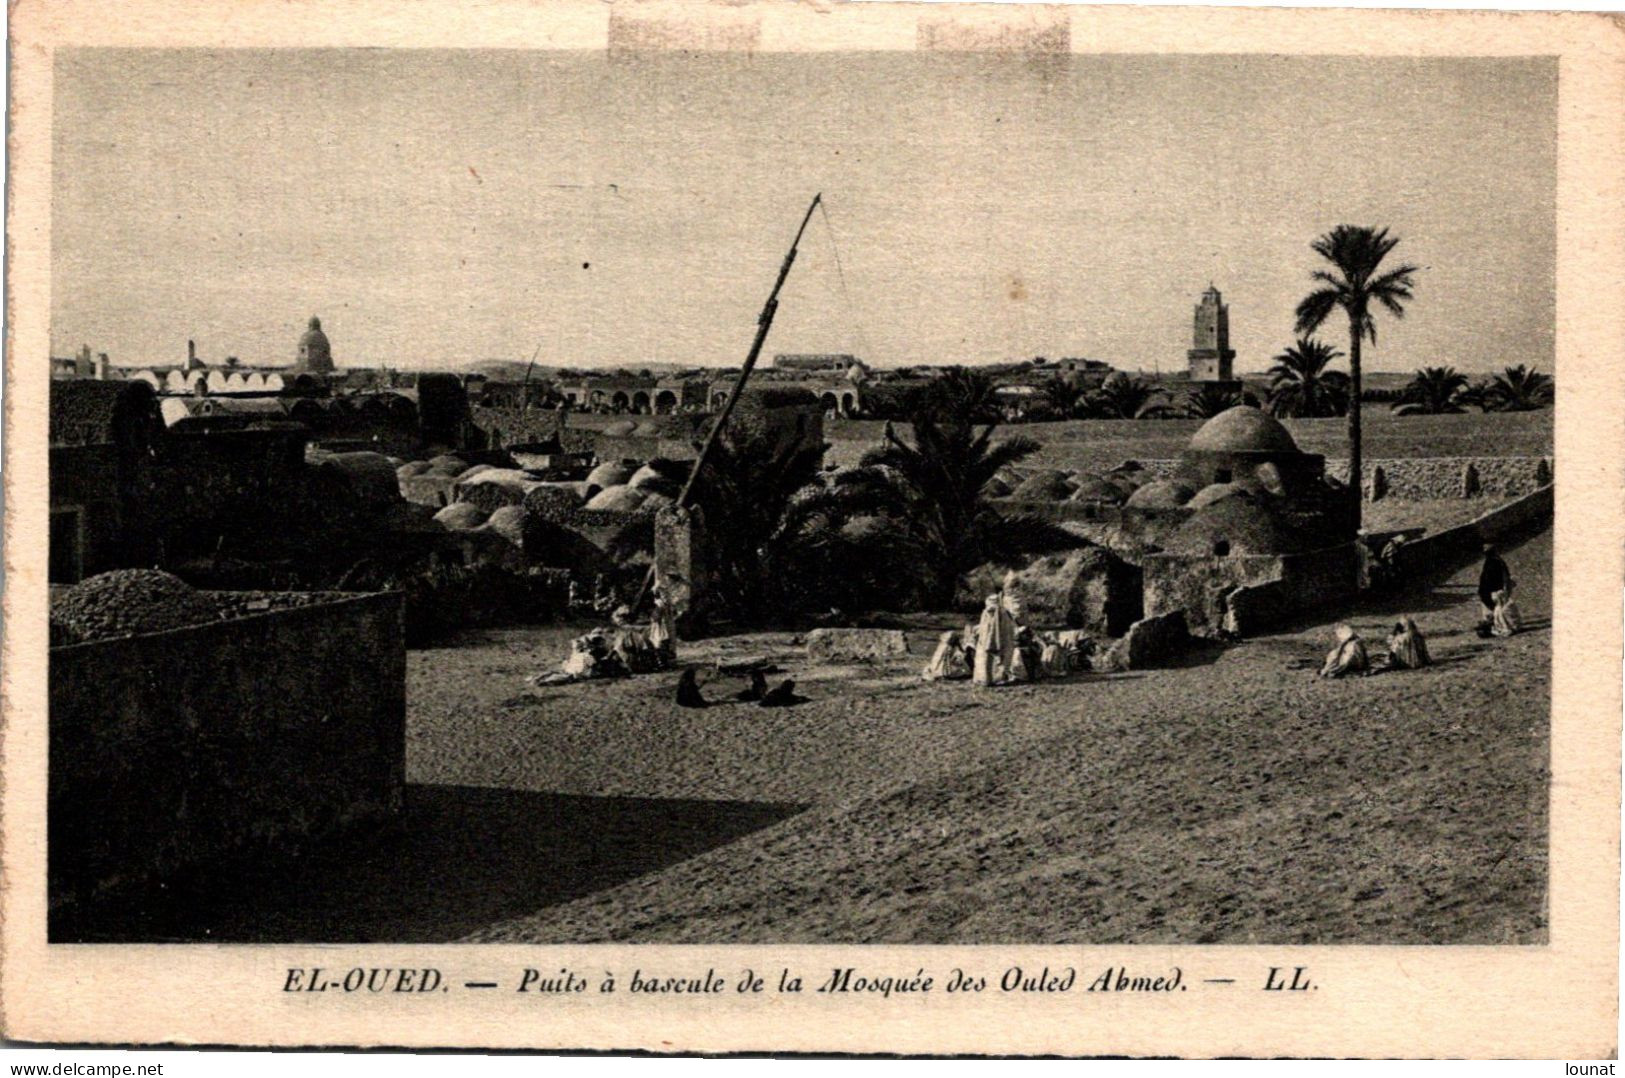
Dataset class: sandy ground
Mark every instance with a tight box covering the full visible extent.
[458,527,1549,945]
[62,528,1547,944]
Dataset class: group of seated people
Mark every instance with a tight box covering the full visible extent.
[1320,546,1525,679]
[539,586,678,684]
[922,584,1094,686]
[1319,617,1433,679]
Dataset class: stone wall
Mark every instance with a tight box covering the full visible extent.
[1388,484,1553,582]
[521,499,653,572]
[122,427,314,563]
[1325,456,1552,500]
[1143,552,1285,634]
[654,504,708,633]
[50,379,132,446]
[978,545,1143,635]
[1143,543,1360,637]
[49,444,123,581]
[1221,544,1364,636]
[49,592,406,911]
[1077,456,1552,501]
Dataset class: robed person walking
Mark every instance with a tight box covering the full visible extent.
[1477,544,1513,627]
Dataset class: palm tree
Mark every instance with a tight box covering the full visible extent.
[1184,383,1254,419]
[1394,366,1470,415]
[930,366,1002,425]
[1483,364,1554,412]
[1266,338,1350,418]
[769,469,938,614]
[1294,225,1419,526]
[684,428,829,622]
[853,378,1045,604]
[1038,376,1083,420]
[1456,380,1490,412]
[1080,374,1176,420]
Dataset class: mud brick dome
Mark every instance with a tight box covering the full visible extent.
[1188,406,1300,455]
[1168,491,1315,557]
[1178,405,1325,499]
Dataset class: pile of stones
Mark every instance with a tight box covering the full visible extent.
[50,569,222,645]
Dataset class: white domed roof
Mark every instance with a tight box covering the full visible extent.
[1188,406,1298,454]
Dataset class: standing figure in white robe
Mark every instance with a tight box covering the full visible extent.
[648,578,677,667]
[973,594,1016,687]
[1001,571,1028,626]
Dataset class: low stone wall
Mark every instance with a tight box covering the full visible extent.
[470,405,566,448]
[1005,456,1552,503]
[1389,484,1553,582]
[49,591,406,910]
[519,501,653,571]
[1325,456,1552,500]
[806,627,910,663]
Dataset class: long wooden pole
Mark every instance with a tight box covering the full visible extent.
[518,341,542,414]
[631,192,822,612]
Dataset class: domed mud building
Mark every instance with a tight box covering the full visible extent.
[1140,408,1359,635]
[1177,405,1331,504]
[985,405,1360,642]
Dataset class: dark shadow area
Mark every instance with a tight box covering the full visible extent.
[1351,580,1485,620]
[52,784,806,943]
[1144,638,1230,670]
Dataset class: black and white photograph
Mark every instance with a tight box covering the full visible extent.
[13,0,1625,1058]
[42,42,1559,948]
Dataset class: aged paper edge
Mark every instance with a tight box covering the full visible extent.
[3,0,1622,1057]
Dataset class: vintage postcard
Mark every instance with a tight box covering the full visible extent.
[3,0,1621,1057]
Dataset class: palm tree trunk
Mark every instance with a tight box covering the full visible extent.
[1347,320,1363,532]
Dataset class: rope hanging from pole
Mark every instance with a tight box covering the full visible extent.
[816,196,871,366]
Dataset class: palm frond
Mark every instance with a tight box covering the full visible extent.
[1294,289,1341,335]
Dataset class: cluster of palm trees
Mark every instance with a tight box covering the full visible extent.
[692,367,1073,618]
[1262,346,1553,418]
[1392,364,1554,415]
[1262,338,1350,418]
[1036,373,1256,421]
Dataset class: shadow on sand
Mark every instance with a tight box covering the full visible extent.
[52,784,807,944]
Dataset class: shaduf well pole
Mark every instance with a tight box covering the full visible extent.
[631,192,823,613]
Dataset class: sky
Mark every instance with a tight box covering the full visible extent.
[51,50,1556,374]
